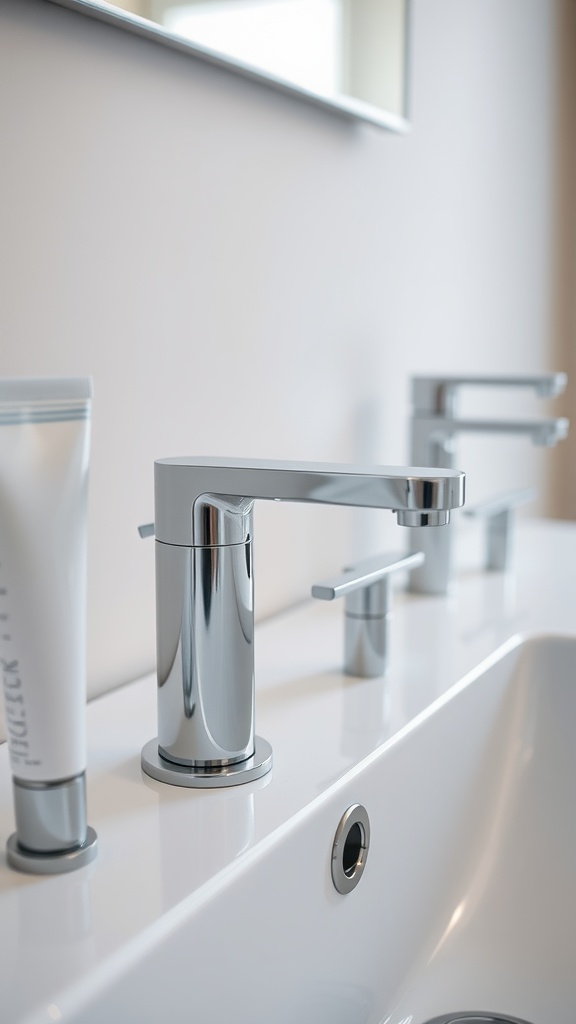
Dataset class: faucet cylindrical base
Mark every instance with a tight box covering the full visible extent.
[141,736,272,788]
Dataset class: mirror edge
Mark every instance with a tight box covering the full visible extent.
[44,0,412,133]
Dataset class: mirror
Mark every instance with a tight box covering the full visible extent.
[49,0,411,131]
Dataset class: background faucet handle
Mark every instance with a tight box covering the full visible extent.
[464,486,535,572]
[312,550,424,678]
[138,522,155,538]
[412,373,567,415]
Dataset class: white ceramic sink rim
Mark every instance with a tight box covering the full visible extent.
[29,631,576,1024]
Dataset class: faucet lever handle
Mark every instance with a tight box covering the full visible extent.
[312,550,424,678]
[138,522,155,539]
[312,550,424,602]
[464,487,535,572]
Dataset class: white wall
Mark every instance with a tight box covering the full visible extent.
[0,0,563,705]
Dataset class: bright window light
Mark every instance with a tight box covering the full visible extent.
[164,0,343,95]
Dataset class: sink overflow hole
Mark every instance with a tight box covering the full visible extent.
[331,804,370,895]
[343,822,364,876]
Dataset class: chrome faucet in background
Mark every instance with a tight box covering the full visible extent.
[408,373,568,595]
[141,457,465,789]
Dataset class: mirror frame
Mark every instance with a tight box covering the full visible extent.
[46,0,411,132]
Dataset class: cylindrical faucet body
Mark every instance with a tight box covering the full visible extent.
[344,578,391,678]
[156,539,254,767]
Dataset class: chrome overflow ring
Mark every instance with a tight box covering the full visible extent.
[331,804,370,894]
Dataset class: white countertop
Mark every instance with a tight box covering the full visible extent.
[1,517,575,1023]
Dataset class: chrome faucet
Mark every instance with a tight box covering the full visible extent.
[141,457,465,789]
[408,373,568,595]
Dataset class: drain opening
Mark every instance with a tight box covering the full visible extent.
[331,804,370,894]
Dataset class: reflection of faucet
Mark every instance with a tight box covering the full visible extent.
[408,374,568,595]
[141,457,464,789]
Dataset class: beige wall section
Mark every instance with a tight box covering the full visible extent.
[550,0,576,519]
[0,0,567,707]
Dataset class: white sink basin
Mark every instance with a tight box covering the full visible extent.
[41,633,575,1024]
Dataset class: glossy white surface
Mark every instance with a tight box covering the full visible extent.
[0,518,575,1023]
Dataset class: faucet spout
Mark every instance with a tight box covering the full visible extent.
[143,457,465,788]
[154,456,465,545]
[446,417,569,446]
[413,416,569,463]
[408,373,569,594]
[413,373,567,417]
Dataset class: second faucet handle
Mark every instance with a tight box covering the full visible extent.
[412,373,567,416]
[464,486,535,572]
[312,550,425,678]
